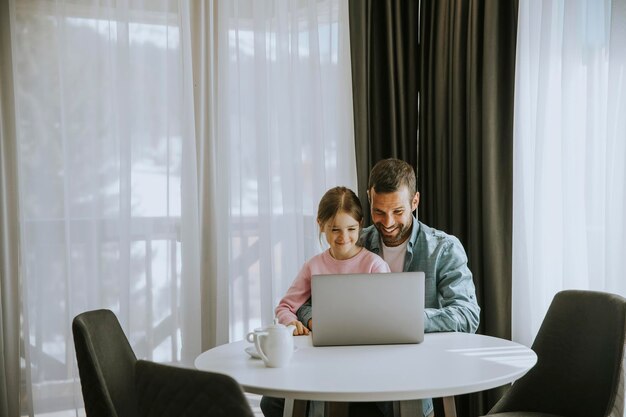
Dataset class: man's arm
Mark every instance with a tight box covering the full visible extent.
[296,297,313,329]
[425,239,480,333]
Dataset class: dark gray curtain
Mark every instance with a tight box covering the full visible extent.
[350,0,519,416]
[418,0,518,338]
[349,0,419,225]
[418,0,518,415]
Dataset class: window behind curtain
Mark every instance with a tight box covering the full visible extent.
[11,1,195,414]
[513,0,626,346]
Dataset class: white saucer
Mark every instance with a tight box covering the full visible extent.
[245,346,262,359]
[245,346,297,359]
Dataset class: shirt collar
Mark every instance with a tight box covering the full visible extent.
[407,216,421,249]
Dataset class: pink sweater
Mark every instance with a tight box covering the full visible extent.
[275,248,391,324]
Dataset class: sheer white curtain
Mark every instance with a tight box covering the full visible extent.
[213,0,356,341]
[6,0,354,413]
[10,0,200,414]
[513,0,626,347]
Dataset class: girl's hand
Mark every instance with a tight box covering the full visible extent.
[289,320,310,335]
[307,319,312,330]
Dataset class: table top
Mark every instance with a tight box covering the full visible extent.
[194,332,537,402]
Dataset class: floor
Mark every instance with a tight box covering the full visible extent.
[247,393,264,416]
[31,395,264,417]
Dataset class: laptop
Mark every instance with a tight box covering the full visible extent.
[310,271,425,346]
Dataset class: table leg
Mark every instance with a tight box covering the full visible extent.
[281,399,310,417]
[283,398,294,417]
[442,396,457,417]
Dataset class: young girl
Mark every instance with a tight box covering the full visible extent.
[274,186,390,335]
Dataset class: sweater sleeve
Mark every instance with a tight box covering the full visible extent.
[275,262,312,325]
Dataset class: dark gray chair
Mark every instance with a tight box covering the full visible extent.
[485,290,626,417]
[73,309,255,417]
[72,309,138,417]
[135,360,254,417]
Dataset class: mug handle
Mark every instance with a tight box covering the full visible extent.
[254,331,270,364]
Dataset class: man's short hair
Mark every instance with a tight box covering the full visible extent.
[368,158,417,194]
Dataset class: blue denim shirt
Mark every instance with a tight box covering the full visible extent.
[360,218,480,333]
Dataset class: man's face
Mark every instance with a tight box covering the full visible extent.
[368,186,419,247]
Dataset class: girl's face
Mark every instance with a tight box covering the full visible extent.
[320,211,361,260]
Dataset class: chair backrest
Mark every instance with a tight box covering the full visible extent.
[135,360,255,417]
[489,290,626,417]
[72,309,138,417]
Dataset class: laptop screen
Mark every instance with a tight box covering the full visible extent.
[310,271,425,346]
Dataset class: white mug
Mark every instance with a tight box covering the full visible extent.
[245,327,263,355]
[246,321,295,367]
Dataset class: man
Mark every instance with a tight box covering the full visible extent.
[359,158,480,334]
[362,157,481,416]
[261,158,480,417]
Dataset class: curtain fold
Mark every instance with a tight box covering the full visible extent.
[349,0,419,222]
[418,0,519,415]
[184,0,230,350]
[0,1,21,416]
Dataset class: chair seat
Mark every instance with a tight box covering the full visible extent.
[135,360,255,417]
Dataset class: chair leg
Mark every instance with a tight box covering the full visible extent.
[442,396,457,417]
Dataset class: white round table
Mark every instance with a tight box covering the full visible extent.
[195,332,536,416]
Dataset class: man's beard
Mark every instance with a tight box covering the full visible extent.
[376,221,412,247]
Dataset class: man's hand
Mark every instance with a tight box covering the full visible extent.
[289,320,310,335]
